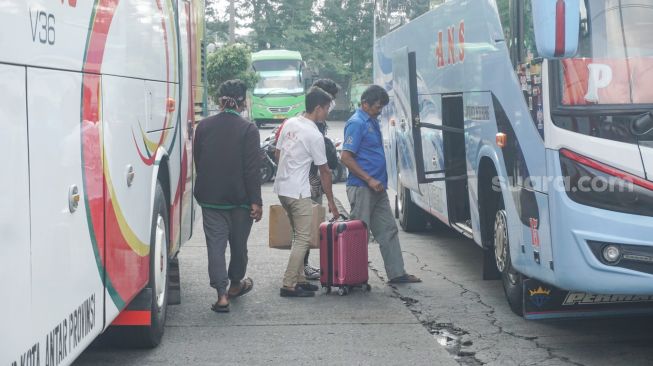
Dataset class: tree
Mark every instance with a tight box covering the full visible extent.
[206,44,259,102]
[220,0,376,99]
[205,0,249,44]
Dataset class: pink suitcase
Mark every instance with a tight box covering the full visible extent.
[320,218,371,295]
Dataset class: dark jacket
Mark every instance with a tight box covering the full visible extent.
[193,112,262,207]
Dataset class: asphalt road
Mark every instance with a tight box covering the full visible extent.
[76,121,653,366]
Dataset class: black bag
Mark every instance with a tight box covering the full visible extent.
[324,137,339,170]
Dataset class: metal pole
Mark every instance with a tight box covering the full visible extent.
[229,0,236,43]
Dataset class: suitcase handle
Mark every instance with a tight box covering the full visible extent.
[329,214,349,223]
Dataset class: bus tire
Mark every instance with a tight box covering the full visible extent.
[398,180,427,232]
[494,208,524,316]
[132,182,170,347]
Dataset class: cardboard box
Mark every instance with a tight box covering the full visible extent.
[269,204,325,249]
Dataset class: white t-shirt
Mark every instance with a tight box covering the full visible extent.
[274,116,327,199]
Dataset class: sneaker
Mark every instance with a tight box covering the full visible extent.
[297,282,319,291]
[304,264,321,280]
[280,285,315,298]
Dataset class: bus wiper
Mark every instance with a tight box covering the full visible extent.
[631,111,653,136]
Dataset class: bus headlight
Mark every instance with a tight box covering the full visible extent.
[559,149,653,217]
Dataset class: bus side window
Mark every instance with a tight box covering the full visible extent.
[520,0,539,64]
[518,0,544,136]
[497,0,517,66]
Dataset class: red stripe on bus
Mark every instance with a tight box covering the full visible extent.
[554,0,566,57]
[111,310,152,326]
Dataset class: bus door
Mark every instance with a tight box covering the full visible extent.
[381,90,399,191]
[0,65,33,364]
[392,47,422,194]
[397,50,471,234]
[26,69,104,359]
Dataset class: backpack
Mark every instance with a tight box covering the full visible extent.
[324,137,339,170]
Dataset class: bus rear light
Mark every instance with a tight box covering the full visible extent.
[559,149,653,216]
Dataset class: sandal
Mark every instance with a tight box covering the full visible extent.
[228,277,254,298]
[388,274,422,284]
[211,301,230,313]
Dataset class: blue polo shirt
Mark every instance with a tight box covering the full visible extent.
[343,109,388,188]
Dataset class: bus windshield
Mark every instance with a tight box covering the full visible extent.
[559,0,653,106]
[252,60,303,96]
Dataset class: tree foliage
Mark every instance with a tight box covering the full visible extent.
[205,1,441,95]
[206,44,259,102]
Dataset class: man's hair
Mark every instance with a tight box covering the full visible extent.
[218,79,247,109]
[361,85,389,107]
[305,87,333,113]
[312,79,339,98]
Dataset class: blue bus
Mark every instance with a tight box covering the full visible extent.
[375,0,653,317]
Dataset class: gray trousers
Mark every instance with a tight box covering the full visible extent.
[347,186,406,280]
[202,207,253,296]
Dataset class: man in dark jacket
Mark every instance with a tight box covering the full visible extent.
[194,80,262,313]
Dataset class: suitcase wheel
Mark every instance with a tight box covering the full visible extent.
[337,287,349,296]
[363,284,372,292]
[324,286,331,294]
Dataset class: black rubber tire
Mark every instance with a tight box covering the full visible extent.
[398,180,427,232]
[131,182,170,347]
[494,208,524,316]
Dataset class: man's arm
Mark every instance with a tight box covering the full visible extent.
[318,164,339,219]
[243,125,263,222]
[341,151,384,192]
[192,123,202,168]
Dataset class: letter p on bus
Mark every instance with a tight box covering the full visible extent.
[584,64,613,103]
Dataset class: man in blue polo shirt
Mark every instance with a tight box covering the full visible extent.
[340,85,421,284]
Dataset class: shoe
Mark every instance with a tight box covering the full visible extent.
[388,274,422,284]
[304,264,321,280]
[280,285,316,297]
[297,282,319,291]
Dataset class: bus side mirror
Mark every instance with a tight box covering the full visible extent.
[532,0,580,58]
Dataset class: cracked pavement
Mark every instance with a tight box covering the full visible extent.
[373,218,653,366]
[76,122,653,366]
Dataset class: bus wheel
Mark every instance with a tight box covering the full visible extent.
[133,182,170,347]
[398,180,426,232]
[494,209,524,316]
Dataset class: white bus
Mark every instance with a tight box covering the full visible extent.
[0,1,206,364]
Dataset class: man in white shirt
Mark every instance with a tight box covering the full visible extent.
[274,87,339,297]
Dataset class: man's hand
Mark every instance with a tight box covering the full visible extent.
[328,199,340,220]
[367,177,384,192]
[341,151,384,193]
[250,204,263,222]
